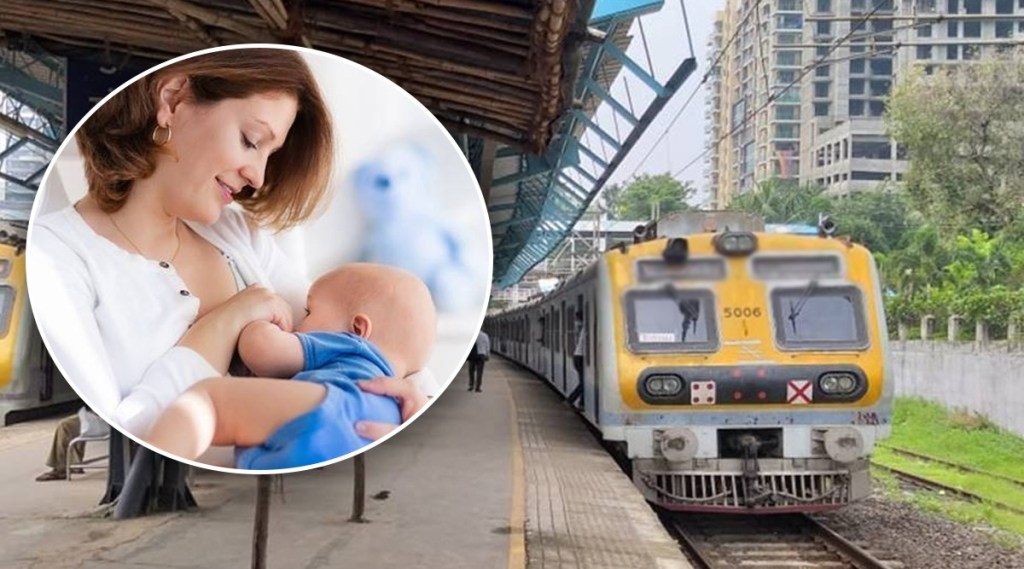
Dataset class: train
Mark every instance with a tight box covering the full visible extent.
[486,212,892,513]
[0,222,77,425]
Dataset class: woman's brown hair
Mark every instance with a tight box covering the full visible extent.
[75,47,333,230]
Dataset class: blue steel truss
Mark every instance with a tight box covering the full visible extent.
[490,1,697,287]
[0,40,65,220]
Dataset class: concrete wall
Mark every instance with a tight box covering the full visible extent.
[891,341,1024,438]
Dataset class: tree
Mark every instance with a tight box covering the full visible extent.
[725,178,831,225]
[601,173,695,221]
[887,48,1024,234]
[830,188,919,253]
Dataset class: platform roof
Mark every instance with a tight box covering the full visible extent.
[1,0,592,153]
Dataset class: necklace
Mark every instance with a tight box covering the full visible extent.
[108,212,182,264]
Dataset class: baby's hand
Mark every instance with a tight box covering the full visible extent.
[239,321,304,379]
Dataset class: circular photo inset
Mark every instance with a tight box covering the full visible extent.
[27,45,492,473]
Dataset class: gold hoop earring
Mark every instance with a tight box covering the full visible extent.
[152,124,173,146]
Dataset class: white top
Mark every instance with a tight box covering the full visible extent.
[28,205,311,437]
[473,331,490,356]
[573,326,586,358]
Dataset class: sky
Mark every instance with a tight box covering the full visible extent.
[600,0,724,207]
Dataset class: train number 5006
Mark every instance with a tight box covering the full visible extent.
[724,307,762,318]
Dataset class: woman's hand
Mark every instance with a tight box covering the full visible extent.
[178,285,293,375]
[225,285,294,332]
[355,376,429,440]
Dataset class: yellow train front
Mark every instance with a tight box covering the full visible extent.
[0,224,77,425]
[487,217,892,513]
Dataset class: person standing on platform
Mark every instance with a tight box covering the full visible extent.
[467,330,490,392]
[569,313,586,408]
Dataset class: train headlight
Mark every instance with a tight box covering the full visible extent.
[713,232,757,257]
[818,372,858,395]
[644,374,683,397]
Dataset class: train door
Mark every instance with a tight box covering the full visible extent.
[590,294,599,423]
[557,299,565,393]
[524,316,530,368]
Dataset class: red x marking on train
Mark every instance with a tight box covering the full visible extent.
[787,380,812,404]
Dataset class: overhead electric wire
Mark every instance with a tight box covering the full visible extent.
[672,1,923,180]
[619,0,764,180]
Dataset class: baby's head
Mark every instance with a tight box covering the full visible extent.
[298,263,436,376]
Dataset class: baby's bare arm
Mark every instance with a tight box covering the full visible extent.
[238,321,305,378]
[145,377,326,460]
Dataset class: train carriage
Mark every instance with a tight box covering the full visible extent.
[486,212,892,513]
[0,223,77,425]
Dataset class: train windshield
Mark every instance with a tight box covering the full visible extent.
[625,288,718,353]
[771,285,868,350]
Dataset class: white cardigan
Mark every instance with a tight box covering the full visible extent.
[28,205,312,437]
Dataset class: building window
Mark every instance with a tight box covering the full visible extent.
[852,171,890,181]
[775,124,800,139]
[948,22,958,37]
[816,64,830,77]
[964,21,981,38]
[775,105,799,120]
[817,21,831,35]
[814,102,830,116]
[869,100,885,116]
[778,0,801,10]
[917,25,932,37]
[776,50,801,66]
[777,69,798,83]
[850,58,866,74]
[850,78,866,94]
[850,100,865,116]
[947,45,959,60]
[777,32,801,45]
[852,137,891,159]
[850,45,866,54]
[964,0,980,13]
[814,82,829,98]
[947,0,958,12]
[997,0,1014,13]
[777,14,803,29]
[872,19,893,33]
[817,46,831,57]
[996,21,1014,38]
[917,45,933,59]
[870,58,893,75]
[1020,22,1024,33]
[851,0,866,10]
[870,79,892,97]
[816,0,831,12]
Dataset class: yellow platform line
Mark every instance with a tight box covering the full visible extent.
[506,377,526,569]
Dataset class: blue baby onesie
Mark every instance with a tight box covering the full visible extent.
[234,332,401,469]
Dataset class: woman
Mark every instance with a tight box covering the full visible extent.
[28,47,426,451]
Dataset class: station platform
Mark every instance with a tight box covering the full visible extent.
[0,359,692,569]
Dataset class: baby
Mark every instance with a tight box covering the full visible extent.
[145,263,436,469]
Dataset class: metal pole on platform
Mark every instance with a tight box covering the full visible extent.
[350,455,366,522]
[252,475,272,569]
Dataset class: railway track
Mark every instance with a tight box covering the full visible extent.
[665,513,899,569]
[878,444,1024,490]
[871,462,1024,516]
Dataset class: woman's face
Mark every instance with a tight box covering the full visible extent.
[152,89,299,224]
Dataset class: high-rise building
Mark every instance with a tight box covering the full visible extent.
[801,0,1024,196]
[800,0,901,196]
[706,0,806,208]
[709,0,1024,203]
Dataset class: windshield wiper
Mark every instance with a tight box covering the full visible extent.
[663,284,700,342]
[787,279,818,335]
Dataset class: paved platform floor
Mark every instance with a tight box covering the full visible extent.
[0,359,691,569]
